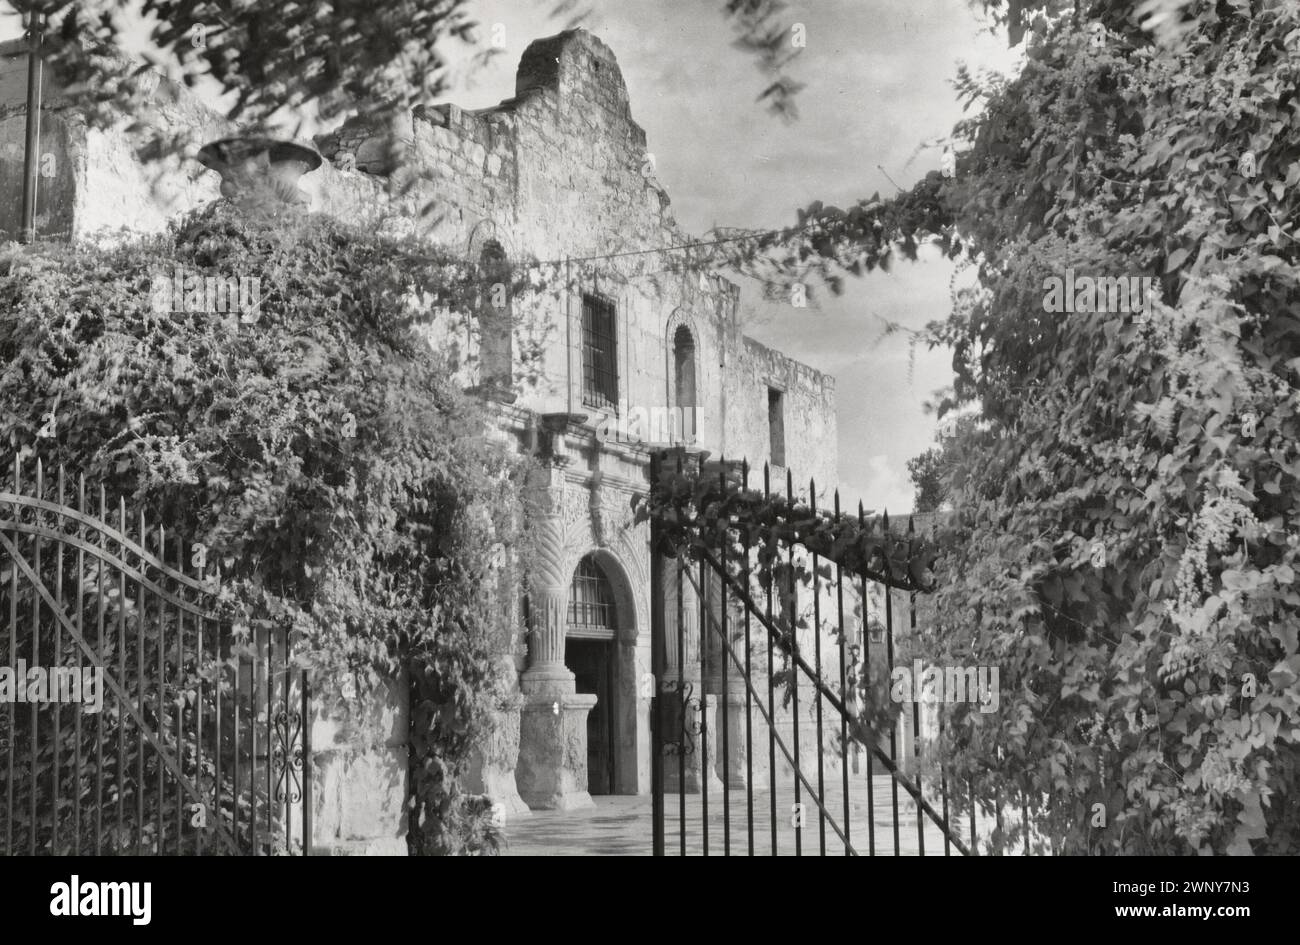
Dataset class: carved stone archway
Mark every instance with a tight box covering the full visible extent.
[562,546,646,794]
[516,471,654,806]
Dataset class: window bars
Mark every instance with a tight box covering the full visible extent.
[567,554,617,638]
[582,294,619,409]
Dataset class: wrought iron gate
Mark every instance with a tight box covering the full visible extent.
[0,459,311,855]
[648,449,976,856]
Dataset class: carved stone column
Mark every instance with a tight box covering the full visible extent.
[515,466,595,810]
[521,585,573,694]
[520,467,574,696]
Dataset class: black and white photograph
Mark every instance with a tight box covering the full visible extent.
[0,0,1290,919]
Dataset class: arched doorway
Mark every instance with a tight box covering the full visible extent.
[565,553,619,794]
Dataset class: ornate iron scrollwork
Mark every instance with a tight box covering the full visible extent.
[660,679,702,757]
[271,706,303,804]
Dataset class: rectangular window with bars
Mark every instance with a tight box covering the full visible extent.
[582,294,619,409]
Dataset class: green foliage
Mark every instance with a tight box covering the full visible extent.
[640,455,937,595]
[0,203,537,854]
[922,0,1300,854]
[713,180,957,302]
[907,415,986,513]
[907,449,945,514]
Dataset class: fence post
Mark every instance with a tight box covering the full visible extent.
[649,450,665,856]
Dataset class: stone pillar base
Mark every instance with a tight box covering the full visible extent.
[517,692,598,810]
[309,676,408,856]
[466,694,530,818]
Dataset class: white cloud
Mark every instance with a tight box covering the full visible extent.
[857,453,916,517]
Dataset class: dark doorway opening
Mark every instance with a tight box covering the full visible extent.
[566,638,617,795]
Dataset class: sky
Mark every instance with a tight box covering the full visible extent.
[2,0,1019,513]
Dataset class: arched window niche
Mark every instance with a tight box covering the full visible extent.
[670,322,697,445]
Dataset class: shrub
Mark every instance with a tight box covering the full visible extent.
[0,203,536,854]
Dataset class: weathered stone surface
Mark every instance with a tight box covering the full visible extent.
[465,694,530,817]
[308,676,408,854]
[516,693,598,810]
[311,745,408,855]
[309,675,406,751]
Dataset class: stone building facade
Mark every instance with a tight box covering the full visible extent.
[0,30,839,835]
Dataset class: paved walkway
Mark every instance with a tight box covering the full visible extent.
[502,777,984,856]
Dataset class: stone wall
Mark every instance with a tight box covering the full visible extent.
[729,335,838,483]
[0,39,230,241]
[309,678,409,856]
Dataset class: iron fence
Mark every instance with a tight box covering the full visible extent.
[648,448,976,856]
[0,459,311,855]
